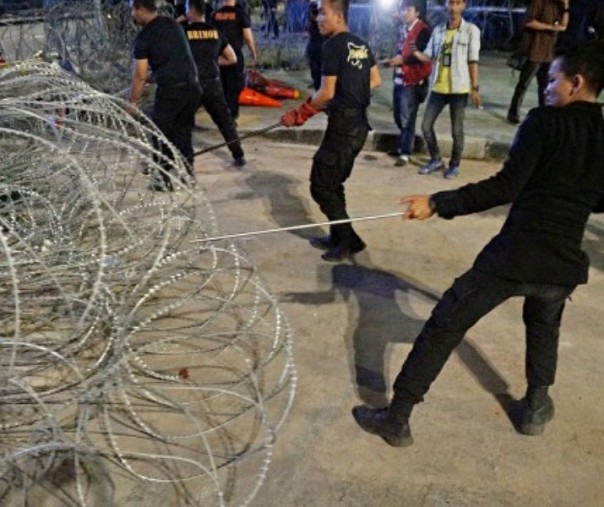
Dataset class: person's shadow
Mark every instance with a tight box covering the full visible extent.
[233,171,318,240]
[282,261,521,427]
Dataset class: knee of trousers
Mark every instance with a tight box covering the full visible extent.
[310,182,334,206]
[421,120,434,136]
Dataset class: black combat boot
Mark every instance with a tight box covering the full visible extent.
[518,386,554,436]
[352,397,414,447]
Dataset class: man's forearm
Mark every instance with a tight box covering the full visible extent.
[243,31,257,60]
[129,75,146,107]
[309,88,332,110]
[469,62,479,89]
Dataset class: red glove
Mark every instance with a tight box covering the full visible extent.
[280,98,320,127]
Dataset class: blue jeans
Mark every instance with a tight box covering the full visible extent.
[393,268,576,406]
[421,91,468,166]
[393,83,421,156]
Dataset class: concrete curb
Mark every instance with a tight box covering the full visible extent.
[256,128,511,161]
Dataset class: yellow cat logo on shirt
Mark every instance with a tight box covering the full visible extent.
[347,43,368,69]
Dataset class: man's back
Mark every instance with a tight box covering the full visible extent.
[434,102,604,285]
[184,21,227,80]
[211,4,249,51]
[134,16,197,87]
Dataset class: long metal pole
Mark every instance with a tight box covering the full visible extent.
[191,211,403,243]
[193,122,282,158]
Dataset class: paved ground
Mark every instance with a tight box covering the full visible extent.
[191,131,604,507]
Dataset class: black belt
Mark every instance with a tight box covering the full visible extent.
[328,107,367,117]
[161,80,199,89]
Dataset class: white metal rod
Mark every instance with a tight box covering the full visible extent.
[191,211,403,243]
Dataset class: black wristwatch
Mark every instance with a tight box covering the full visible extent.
[472,85,480,92]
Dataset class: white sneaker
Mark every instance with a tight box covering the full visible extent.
[394,155,410,167]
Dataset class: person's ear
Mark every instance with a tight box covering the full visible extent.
[571,74,585,95]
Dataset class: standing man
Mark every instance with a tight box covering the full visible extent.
[184,0,246,167]
[128,0,202,191]
[353,41,604,447]
[261,0,279,39]
[305,0,325,91]
[211,0,257,121]
[280,0,381,262]
[412,0,481,179]
[507,0,569,124]
[383,0,432,167]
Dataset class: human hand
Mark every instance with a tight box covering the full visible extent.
[126,102,138,116]
[399,195,435,220]
[471,89,481,108]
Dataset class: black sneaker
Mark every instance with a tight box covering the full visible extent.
[518,393,554,436]
[180,173,197,188]
[321,246,350,262]
[352,405,413,447]
[309,236,335,251]
[507,112,520,125]
[149,179,173,192]
[233,157,247,167]
[350,239,366,254]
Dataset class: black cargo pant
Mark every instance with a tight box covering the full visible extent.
[199,77,244,160]
[220,48,245,120]
[152,82,202,184]
[392,268,576,408]
[310,108,369,251]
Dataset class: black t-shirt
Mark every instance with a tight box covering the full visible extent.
[211,5,250,52]
[184,21,228,80]
[321,32,376,110]
[133,16,198,87]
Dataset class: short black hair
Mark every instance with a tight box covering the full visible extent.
[556,41,604,95]
[324,0,349,23]
[188,0,205,14]
[131,0,157,12]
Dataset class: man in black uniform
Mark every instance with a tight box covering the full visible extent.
[281,0,381,262]
[352,41,604,447]
[184,0,246,167]
[305,0,325,91]
[211,0,257,120]
[128,0,201,191]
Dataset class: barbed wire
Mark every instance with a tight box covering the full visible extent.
[0,61,296,506]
